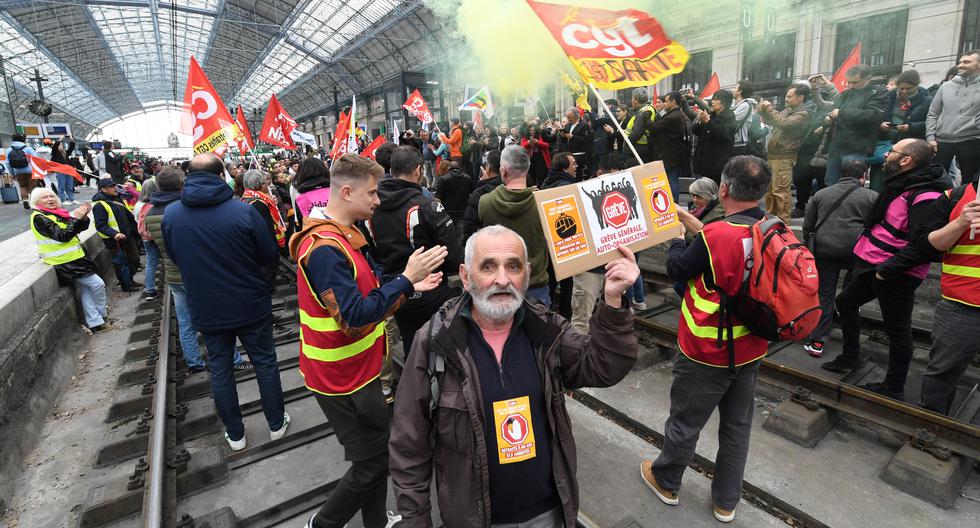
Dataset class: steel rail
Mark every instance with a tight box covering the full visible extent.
[142,285,172,528]
[633,314,980,461]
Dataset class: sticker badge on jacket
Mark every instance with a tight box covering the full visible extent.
[492,396,536,464]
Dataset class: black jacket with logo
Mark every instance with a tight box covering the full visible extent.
[369,178,464,309]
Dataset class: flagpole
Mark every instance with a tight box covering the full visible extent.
[588,83,642,166]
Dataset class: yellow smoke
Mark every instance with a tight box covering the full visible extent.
[425,0,697,99]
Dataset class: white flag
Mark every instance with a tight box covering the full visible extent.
[393,120,400,145]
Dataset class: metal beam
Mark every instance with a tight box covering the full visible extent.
[278,1,423,101]
[148,0,167,95]
[78,4,143,111]
[230,0,318,99]
[200,0,228,68]
[0,11,117,122]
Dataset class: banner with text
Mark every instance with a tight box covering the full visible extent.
[402,89,434,124]
[534,161,683,280]
[526,0,689,91]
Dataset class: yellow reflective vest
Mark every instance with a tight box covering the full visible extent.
[30,211,86,265]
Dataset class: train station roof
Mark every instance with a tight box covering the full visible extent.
[0,0,446,136]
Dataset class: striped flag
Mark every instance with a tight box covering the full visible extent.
[459,85,495,118]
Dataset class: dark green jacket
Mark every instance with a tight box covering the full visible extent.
[144,191,182,285]
[830,85,888,155]
[478,185,549,288]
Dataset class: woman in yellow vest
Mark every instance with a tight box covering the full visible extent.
[28,188,110,333]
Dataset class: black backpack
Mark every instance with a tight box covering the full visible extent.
[8,145,28,169]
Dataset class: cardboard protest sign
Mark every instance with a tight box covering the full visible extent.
[533,161,683,280]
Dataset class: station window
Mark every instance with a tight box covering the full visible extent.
[834,9,908,77]
[673,51,713,94]
[743,33,796,84]
[962,0,980,53]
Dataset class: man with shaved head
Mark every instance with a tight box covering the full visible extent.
[390,226,640,527]
[163,153,289,452]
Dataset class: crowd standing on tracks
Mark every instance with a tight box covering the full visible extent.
[17,49,980,527]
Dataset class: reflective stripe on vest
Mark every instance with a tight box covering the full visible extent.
[941,184,980,307]
[296,228,387,396]
[676,221,768,367]
[30,211,85,265]
[625,105,654,145]
[94,200,119,239]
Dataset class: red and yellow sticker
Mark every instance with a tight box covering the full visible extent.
[492,396,536,464]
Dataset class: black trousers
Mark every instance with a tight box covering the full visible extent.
[312,379,390,528]
[936,139,980,184]
[837,267,919,393]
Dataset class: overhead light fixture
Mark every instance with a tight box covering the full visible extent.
[425,80,439,85]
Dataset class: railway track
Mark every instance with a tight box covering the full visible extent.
[75,259,980,527]
[635,269,980,461]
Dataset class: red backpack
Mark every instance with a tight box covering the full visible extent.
[721,216,821,351]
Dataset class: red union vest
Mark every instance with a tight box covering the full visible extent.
[677,220,769,367]
[296,228,387,396]
[941,184,980,307]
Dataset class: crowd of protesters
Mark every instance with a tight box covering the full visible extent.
[17,48,980,528]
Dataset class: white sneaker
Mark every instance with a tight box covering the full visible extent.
[634,301,648,311]
[385,511,402,528]
[225,432,246,451]
[713,505,736,523]
[304,513,316,528]
[270,411,290,441]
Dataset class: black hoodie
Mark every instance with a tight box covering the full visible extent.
[369,177,463,310]
[435,167,475,221]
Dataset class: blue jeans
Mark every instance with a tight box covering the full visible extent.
[630,276,646,304]
[55,173,75,202]
[171,283,243,370]
[200,316,285,440]
[526,285,551,307]
[666,166,684,205]
[143,241,159,295]
[824,151,866,187]
[75,273,106,328]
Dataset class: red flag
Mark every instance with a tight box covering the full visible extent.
[402,89,434,124]
[526,0,688,90]
[259,94,297,150]
[360,135,386,160]
[699,73,720,100]
[235,105,255,152]
[474,110,484,130]
[832,43,862,93]
[182,56,239,155]
[652,86,659,103]
[329,110,352,161]
[28,154,82,183]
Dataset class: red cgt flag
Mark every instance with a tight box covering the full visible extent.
[699,73,720,100]
[329,110,352,161]
[360,135,386,160]
[182,56,239,155]
[402,89,434,125]
[832,43,862,93]
[526,0,689,90]
[259,94,297,150]
[28,154,82,183]
[235,105,255,153]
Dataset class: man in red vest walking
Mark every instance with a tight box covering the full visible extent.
[918,179,980,414]
[639,156,772,524]
[288,154,447,528]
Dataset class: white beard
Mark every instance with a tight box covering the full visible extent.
[468,281,527,322]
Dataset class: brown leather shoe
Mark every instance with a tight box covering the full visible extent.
[639,459,678,505]
[713,504,736,523]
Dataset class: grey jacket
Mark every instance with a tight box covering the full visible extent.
[803,178,878,259]
[926,74,980,142]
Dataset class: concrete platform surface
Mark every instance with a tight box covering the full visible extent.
[581,349,980,528]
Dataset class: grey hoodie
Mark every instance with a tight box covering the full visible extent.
[733,97,758,146]
[926,74,980,142]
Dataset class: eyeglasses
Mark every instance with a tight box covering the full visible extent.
[887,148,910,158]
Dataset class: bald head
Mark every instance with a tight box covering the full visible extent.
[188,153,224,176]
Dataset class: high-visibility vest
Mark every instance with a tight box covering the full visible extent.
[625,105,655,145]
[296,228,387,396]
[94,200,120,239]
[30,211,85,265]
[677,220,769,367]
[941,184,980,307]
